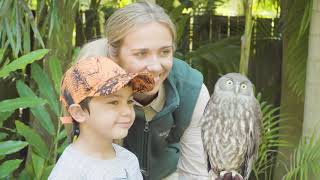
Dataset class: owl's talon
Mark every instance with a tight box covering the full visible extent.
[231,171,243,180]
[209,169,218,180]
[220,170,229,177]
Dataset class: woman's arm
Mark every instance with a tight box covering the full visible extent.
[177,83,210,179]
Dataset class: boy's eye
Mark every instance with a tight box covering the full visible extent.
[107,100,119,105]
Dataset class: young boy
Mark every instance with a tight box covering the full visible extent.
[49,56,154,179]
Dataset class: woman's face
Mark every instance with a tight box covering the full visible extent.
[117,22,174,96]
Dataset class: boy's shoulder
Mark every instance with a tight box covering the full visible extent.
[48,145,84,179]
[113,143,138,161]
[49,144,142,180]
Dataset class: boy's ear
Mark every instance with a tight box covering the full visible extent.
[68,104,89,123]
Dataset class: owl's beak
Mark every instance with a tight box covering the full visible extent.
[235,85,240,94]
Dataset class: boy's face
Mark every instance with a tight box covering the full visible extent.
[83,86,135,140]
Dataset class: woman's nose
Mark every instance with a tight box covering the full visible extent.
[146,55,162,74]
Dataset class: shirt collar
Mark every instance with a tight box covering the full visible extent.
[134,84,166,113]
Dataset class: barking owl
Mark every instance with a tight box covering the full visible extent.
[200,73,262,180]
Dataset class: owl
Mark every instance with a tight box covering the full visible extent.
[200,73,262,180]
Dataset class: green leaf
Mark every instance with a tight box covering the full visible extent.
[19,0,45,48]
[0,111,14,123]
[0,97,47,113]
[0,132,8,140]
[0,140,28,156]
[48,56,63,94]
[32,153,45,179]
[18,159,34,180]
[0,48,5,62]
[4,18,16,57]
[42,164,54,180]
[15,0,22,56]
[18,168,33,180]
[31,63,60,116]
[0,0,12,17]
[57,137,68,154]
[0,159,23,178]
[16,80,55,135]
[22,21,31,53]
[0,49,49,78]
[57,129,67,142]
[15,121,49,158]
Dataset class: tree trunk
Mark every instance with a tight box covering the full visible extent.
[303,0,320,138]
[273,0,305,179]
[239,0,253,75]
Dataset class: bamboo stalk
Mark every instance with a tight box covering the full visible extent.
[239,0,254,75]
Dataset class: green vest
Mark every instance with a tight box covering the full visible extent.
[124,58,203,180]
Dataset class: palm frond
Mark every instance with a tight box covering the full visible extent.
[282,0,312,99]
[187,36,241,74]
[283,134,320,179]
[252,94,290,179]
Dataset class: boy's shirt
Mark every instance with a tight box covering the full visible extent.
[49,144,143,180]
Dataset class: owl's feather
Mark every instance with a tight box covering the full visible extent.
[200,73,262,180]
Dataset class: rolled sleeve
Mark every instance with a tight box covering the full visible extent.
[177,84,210,179]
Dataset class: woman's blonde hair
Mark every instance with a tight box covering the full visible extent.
[105,1,176,58]
[76,38,108,61]
[75,2,176,62]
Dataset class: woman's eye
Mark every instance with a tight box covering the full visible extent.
[160,50,171,57]
[107,101,119,105]
[128,99,134,105]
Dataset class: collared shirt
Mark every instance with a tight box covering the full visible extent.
[135,84,210,179]
[134,84,166,122]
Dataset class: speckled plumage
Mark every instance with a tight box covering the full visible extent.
[200,73,262,180]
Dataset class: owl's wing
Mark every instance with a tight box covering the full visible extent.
[200,95,220,176]
[241,99,262,179]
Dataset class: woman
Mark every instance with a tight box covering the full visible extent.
[77,2,210,179]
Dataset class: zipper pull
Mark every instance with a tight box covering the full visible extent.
[144,121,149,132]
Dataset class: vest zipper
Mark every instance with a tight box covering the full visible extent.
[142,121,150,178]
[144,121,149,132]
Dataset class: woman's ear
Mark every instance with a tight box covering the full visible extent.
[68,104,89,123]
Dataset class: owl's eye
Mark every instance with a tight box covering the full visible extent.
[226,80,233,85]
[241,84,247,89]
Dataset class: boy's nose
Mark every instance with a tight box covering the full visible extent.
[120,105,133,117]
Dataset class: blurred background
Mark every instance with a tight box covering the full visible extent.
[0,0,319,179]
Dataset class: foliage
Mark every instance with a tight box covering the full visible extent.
[0,0,315,179]
[0,0,45,56]
[251,94,289,180]
[187,36,240,73]
[0,50,66,179]
[0,49,49,78]
[283,134,320,179]
[284,0,313,98]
